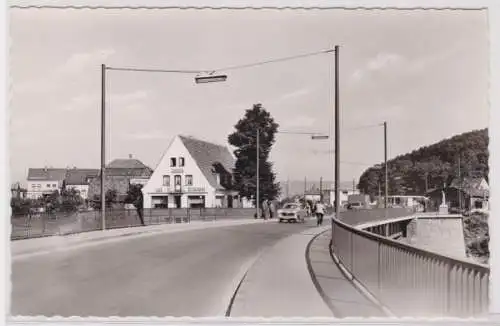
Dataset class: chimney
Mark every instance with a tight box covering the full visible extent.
[129,154,133,159]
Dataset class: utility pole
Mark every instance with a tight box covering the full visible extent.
[286,176,290,199]
[458,154,462,211]
[320,177,323,202]
[101,64,106,231]
[334,45,340,221]
[304,176,307,202]
[352,179,355,192]
[384,121,388,210]
[378,182,382,207]
[256,127,260,219]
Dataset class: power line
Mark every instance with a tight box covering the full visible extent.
[277,130,325,135]
[213,49,334,72]
[341,122,384,132]
[105,48,335,75]
[106,67,202,74]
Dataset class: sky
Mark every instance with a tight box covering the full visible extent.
[9,8,489,187]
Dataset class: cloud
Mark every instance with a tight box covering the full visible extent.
[282,115,316,128]
[350,52,406,83]
[14,48,115,94]
[279,88,311,101]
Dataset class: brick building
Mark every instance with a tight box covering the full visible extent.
[88,156,153,203]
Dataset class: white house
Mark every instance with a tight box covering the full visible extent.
[65,168,99,200]
[142,135,241,209]
[26,168,67,199]
[328,182,360,207]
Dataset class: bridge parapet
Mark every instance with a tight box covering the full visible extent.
[331,208,489,317]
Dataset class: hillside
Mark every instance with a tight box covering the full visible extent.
[358,128,489,198]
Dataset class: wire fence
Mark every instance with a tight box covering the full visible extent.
[10,208,257,240]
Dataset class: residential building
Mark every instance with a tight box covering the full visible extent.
[11,182,27,199]
[142,135,240,209]
[88,155,153,202]
[426,176,489,212]
[326,181,360,207]
[386,195,428,211]
[26,168,67,199]
[64,168,99,200]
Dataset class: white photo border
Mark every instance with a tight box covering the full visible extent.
[2,0,499,325]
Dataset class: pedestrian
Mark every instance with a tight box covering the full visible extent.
[262,199,269,220]
[268,200,274,219]
[315,201,325,227]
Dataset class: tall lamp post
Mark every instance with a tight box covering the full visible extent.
[100,64,226,230]
[256,127,260,219]
[334,45,340,221]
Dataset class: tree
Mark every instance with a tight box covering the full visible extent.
[228,103,280,206]
[358,128,489,197]
[125,184,145,225]
[105,189,117,208]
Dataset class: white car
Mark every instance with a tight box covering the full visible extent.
[278,203,307,223]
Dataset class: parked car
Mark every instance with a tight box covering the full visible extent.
[347,202,363,210]
[278,203,307,223]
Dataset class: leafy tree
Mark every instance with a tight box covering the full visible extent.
[228,103,280,206]
[358,128,489,197]
[105,189,117,208]
[125,184,145,225]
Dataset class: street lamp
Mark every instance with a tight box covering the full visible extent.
[195,74,228,84]
[100,64,225,231]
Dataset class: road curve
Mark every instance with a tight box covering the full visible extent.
[11,220,315,317]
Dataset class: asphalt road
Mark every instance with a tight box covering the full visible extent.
[11,219,316,317]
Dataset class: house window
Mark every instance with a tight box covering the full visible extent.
[170,157,177,167]
[185,175,193,186]
[163,175,170,186]
[179,157,185,167]
[53,184,57,187]
[174,175,181,186]
[46,184,51,188]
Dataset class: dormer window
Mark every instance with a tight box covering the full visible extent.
[179,157,185,167]
[170,157,177,167]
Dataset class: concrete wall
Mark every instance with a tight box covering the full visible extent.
[407,217,467,259]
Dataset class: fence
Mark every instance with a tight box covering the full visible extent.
[11,208,256,240]
[331,212,490,317]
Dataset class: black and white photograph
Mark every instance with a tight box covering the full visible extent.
[7,2,495,320]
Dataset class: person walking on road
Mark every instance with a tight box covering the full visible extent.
[315,201,325,227]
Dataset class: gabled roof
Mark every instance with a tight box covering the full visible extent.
[449,176,489,197]
[27,168,67,181]
[179,135,235,190]
[107,158,150,169]
[65,169,100,185]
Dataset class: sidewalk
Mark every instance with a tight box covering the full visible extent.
[11,218,274,260]
[229,226,334,317]
[307,230,387,317]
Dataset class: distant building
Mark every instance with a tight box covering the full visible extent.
[327,182,360,207]
[26,168,67,199]
[386,195,428,211]
[64,168,99,200]
[142,135,243,209]
[11,182,27,199]
[88,155,153,202]
[426,176,489,212]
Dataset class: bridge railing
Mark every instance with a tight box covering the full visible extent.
[331,211,490,317]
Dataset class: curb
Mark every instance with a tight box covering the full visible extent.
[328,240,396,318]
[305,228,341,317]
